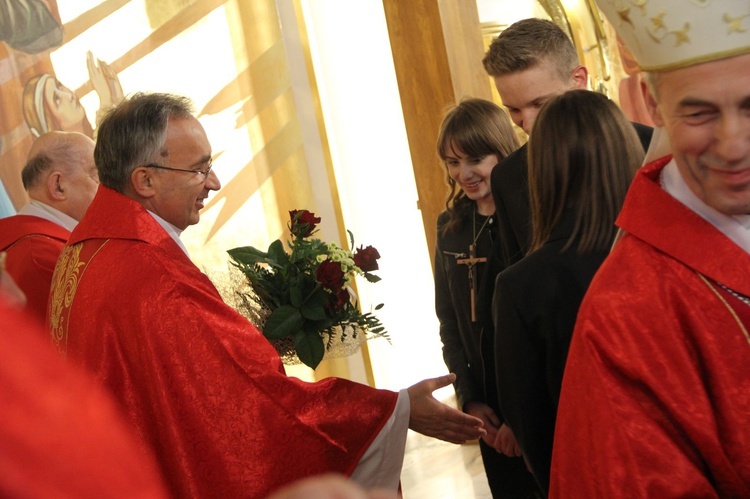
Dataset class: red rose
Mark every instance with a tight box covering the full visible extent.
[328,288,350,312]
[353,245,380,272]
[316,260,345,291]
[289,210,321,238]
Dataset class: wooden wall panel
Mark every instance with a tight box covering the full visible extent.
[382,0,492,267]
[438,0,493,102]
[381,0,455,267]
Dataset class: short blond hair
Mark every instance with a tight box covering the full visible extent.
[482,18,579,81]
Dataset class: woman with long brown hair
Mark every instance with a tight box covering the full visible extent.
[493,89,644,494]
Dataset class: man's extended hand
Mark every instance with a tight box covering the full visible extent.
[407,374,485,444]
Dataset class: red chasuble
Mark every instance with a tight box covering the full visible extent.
[551,157,750,498]
[0,298,167,498]
[49,186,398,498]
[0,215,69,323]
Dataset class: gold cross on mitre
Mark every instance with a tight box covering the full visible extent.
[457,244,486,322]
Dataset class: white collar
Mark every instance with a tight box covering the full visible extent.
[661,159,750,254]
[147,211,190,256]
[18,200,78,231]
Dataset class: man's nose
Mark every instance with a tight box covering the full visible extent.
[205,169,221,191]
[714,114,750,164]
[520,109,538,135]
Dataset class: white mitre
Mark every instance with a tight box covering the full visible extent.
[595,0,750,71]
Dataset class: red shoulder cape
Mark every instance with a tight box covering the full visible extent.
[0,215,70,323]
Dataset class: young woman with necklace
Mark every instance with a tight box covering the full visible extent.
[434,98,540,498]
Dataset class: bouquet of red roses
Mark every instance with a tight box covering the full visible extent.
[228,210,387,369]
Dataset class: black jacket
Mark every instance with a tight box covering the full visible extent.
[434,209,496,408]
[493,214,607,493]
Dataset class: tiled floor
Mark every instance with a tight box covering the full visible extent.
[400,431,491,498]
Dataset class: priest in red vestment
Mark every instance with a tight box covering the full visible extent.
[0,276,167,498]
[0,131,97,322]
[551,1,750,497]
[49,92,484,498]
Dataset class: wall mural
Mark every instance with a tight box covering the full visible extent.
[0,0,320,271]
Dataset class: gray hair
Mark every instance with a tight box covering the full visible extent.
[21,153,53,190]
[22,137,85,190]
[94,92,194,192]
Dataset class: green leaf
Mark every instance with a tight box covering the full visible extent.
[267,240,290,267]
[306,286,330,307]
[228,246,268,265]
[290,278,304,307]
[295,331,325,369]
[374,303,384,310]
[264,305,303,339]
[301,301,327,320]
[347,229,355,248]
[363,273,381,283]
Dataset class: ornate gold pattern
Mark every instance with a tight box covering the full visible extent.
[49,240,109,356]
[651,12,666,30]
[618,7,633,26]
[724,13,748,34]
[646,14,691,47]
[698,274,750,347]
[49,244,85,355]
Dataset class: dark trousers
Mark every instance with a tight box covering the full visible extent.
[479,440,544,498]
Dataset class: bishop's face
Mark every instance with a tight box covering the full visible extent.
[147,116,221,230]
[647,53,750,215]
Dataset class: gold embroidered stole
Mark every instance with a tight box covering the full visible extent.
[49,240,109,356]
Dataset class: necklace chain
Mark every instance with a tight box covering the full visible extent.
[472,208,493,247]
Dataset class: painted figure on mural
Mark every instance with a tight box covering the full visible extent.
[0,0,62,216]
[22,51,124,139]
[0,48,123,217]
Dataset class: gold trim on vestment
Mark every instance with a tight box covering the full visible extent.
[49,240,109,356]
[639,46,750,72]
[3,233,66,252]
[698,273,750,347]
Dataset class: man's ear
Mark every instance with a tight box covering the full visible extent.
[130,167,156,198]
[642,80,664,127]
[46,171,65,201]
[571,65,589,90]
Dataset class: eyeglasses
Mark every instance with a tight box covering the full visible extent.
[144,159,213,178]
